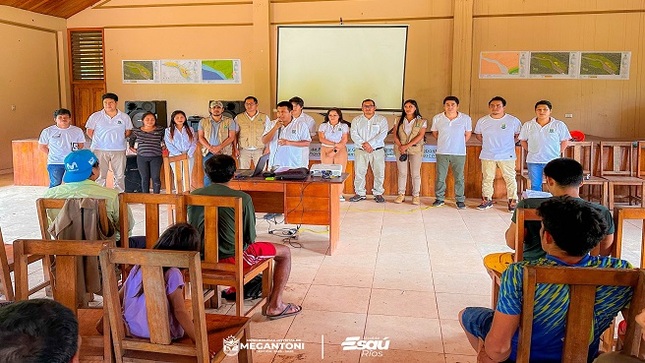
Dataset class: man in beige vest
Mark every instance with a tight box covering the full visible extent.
[198,100,237,186]
[234,96,271,169]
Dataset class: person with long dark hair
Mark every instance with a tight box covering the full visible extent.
[164,110,197,191]
[393,99,427,205]
[129,112,165,193]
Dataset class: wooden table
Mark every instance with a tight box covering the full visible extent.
[229,174,348,255]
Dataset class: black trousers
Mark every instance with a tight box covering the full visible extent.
[136,155,162,193]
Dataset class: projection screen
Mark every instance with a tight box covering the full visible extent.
[277,25,408,111]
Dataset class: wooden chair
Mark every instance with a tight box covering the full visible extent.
[99,247,252,363]
[118,193,186,249]
[600,141,645,210]
[13,239,114,361]
[37,197,111,240]
[564,141,609,206]
[184,194,273,317]
[163,154,193,225]
[516,266,645,363]
[0,227,14,301]
[613,206,645,267]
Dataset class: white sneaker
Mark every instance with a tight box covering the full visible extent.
[340,195,345,202]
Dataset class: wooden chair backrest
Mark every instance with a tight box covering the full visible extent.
[565,141,595,176]
[183,195,243,274]
[514,208,541,262]
[518,266,645,363]
[36,198,110,239]
[118,193,186,249]
[613,206,645,266]
[13,239,112,307]
[99,248,210,360]
[0,227,13,301]
[600,141,638,177]
[639,141,645,178]
[163,154,192,195]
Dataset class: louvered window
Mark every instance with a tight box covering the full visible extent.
[70,30,104,81]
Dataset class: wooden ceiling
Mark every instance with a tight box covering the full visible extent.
[0,0,102,19]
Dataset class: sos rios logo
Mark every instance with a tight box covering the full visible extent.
[341,336,390,357]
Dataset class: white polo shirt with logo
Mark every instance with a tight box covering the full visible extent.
[474,114,522,161]
[431,112,472,156]
[519,117,571,163]
[264,118,311,168]
[38,125,86,164]
[86,110,134,151]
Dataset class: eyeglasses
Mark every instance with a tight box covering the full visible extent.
[362,105,375,109]
[92,162,99,168]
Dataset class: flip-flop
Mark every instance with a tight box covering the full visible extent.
[264,303,302,320]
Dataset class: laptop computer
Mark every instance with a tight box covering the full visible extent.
[234,153,270,179]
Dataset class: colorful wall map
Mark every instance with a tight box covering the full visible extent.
[122,59,242,84]
[479,52,527,78]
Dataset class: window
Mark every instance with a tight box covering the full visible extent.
[70,30,104,81]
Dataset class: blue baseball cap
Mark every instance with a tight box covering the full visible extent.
[63,149,98,183]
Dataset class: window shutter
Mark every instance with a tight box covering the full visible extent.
[70,30,104,81]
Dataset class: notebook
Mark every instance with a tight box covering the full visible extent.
[234,153,269,179]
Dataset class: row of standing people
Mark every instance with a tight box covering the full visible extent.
[38,93,570,205]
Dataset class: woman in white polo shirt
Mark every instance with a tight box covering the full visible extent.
[393,99,427,205]
[519,100,571,191]
[164,110,197,191]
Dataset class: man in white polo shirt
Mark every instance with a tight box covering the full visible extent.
[289,96,316,136]
[349,99,389,203]
[474,96,522,212]
[262,101,311,169]
[431,96,472,209]
[38,108,86,187]
[85,93,133,192]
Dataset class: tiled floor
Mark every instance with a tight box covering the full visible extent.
[1,181,644,363]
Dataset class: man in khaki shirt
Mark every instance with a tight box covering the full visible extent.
[234,96,271,169]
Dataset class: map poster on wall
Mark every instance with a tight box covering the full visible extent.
[528,52,576,78]
[479,51,528,78]
[201,59,242,84]
[122,60,160,83]
[160,60,199,84]
[578,52,631,79]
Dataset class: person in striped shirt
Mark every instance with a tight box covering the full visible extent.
[129,112,165,193]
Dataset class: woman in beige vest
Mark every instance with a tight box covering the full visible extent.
[393,99,427,205]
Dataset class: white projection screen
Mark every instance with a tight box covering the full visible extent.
[277,25,408,111]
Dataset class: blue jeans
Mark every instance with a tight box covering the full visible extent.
[203,152,214,186]
[527,163,546,191]
[47,164,66,188]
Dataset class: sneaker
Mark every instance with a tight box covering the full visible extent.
[508,199,517,212]
[476,199,494,210]
[456,201,466,210]
[263,213,276,220]
[349,194,366,202]
[374,195,386,203]
[412,196,420,205]
[432,199,445,207]
[394,195,405,204]
[340,195,345,202]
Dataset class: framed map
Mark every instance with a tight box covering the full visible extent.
[201,59,242,84]
[528,52,576,78]
[578,52,630,79]
[479,51,528,78]
[160,60,200,84]
[122,60,159,83]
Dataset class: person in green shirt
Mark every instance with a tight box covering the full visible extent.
[187,154,302,320]
[505,157,614,260]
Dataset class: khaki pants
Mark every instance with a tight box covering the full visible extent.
[94,150,126,192]
[481,159,517,200]
[354,148,385,196]
[239,148,264,169]
[396,153,423,196]
[320,146,348,172]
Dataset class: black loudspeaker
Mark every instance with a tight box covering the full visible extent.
[124,155,141,193]
[209,100,245,119]
[124,100,168,128]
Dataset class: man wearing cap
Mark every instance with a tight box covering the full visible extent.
[38,108,86,188]
[43,149,143,248]
[234,96,271,169]
[198,100,237,186]
[289,96,316,137]
[85,93,134,192]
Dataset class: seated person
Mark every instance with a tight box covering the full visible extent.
[485,158,614,273]
[0,299,80,363]
[460,196,633,363]
[187,154,302,319]
[43,149,144,248]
